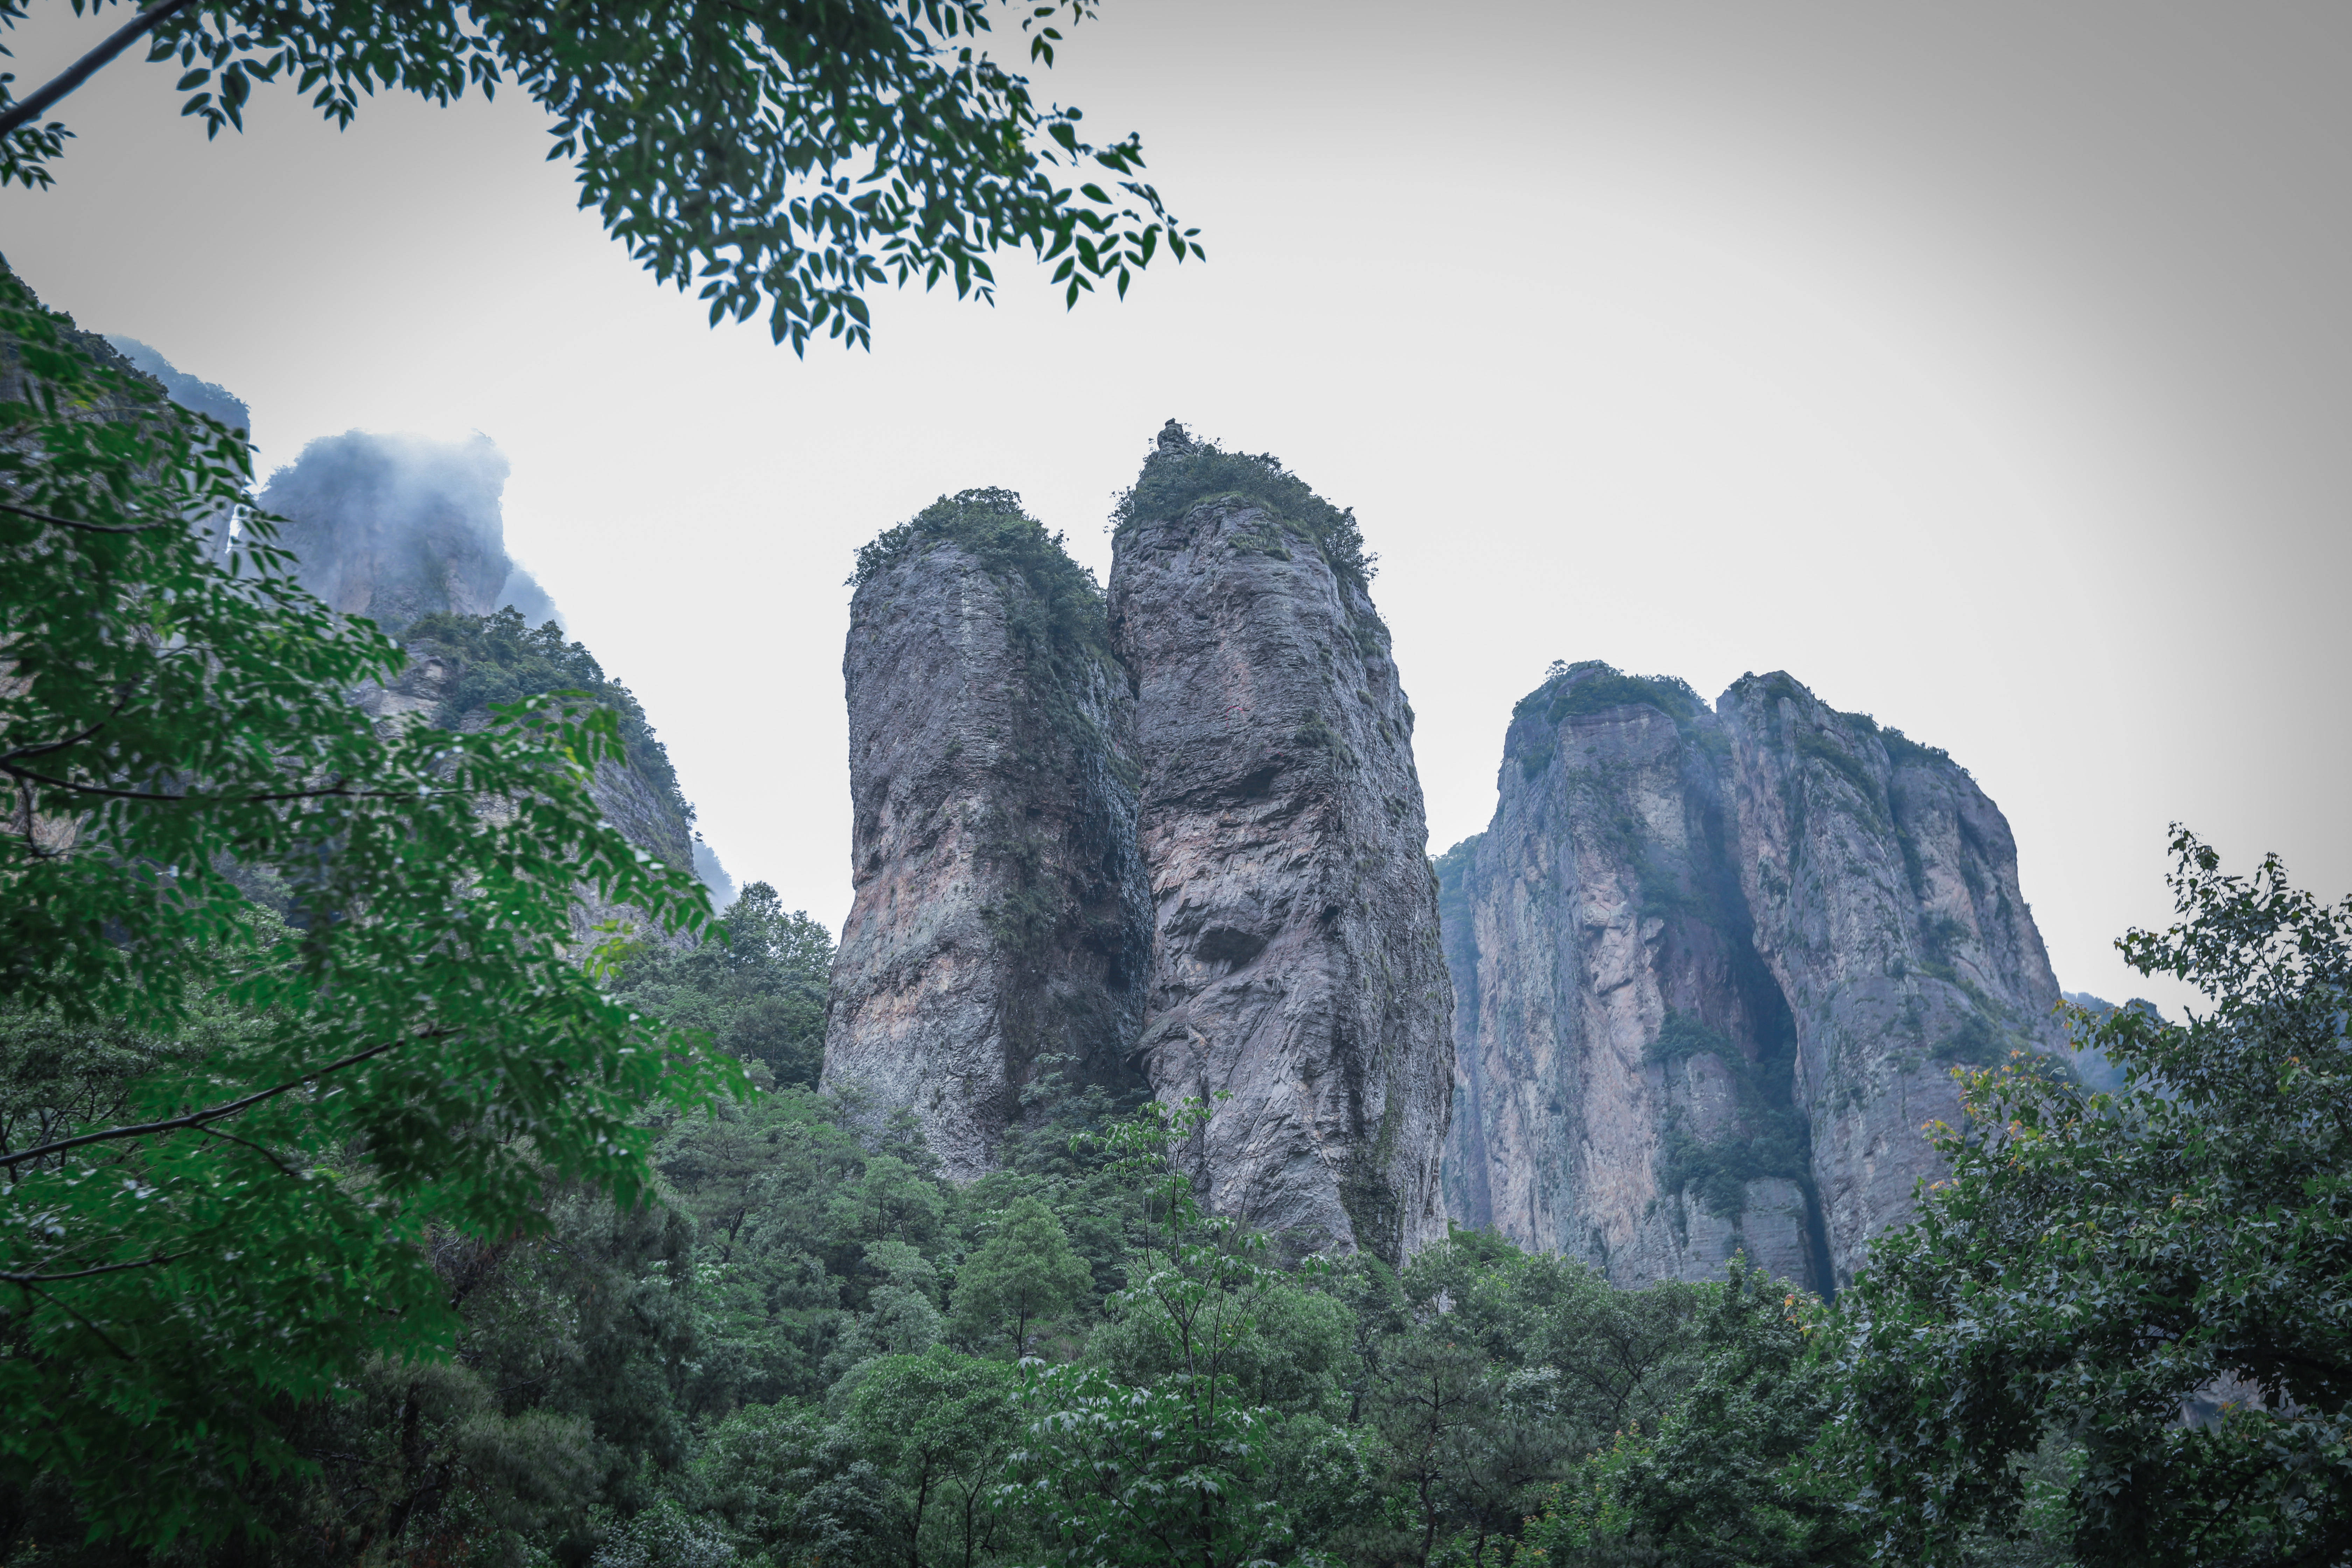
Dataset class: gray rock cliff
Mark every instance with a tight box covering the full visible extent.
[1716,672,2065,1285]
[1442,664,2063,1290]
[1108,434,1454,1263]
[822,491,1150,1181]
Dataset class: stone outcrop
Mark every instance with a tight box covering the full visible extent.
[1717,672,2066,1284]
[1442,663,2064,1290]
[821,491,1150,1182]
[261,431,559,631]
[350,623,700,937]
[1109,431,1454,1263]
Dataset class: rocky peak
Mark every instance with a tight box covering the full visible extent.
[822,490,1150,1181]
[1442,664,2062,1291]
[259,431,558,632]
[1109,441,1452,1263]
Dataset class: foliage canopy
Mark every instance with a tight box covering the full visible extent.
[0,0,1198,352]
[0,268,741,1546]
[1840,827,2352,1567]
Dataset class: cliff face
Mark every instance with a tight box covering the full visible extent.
[822,492,1150,1182]
[351,613,701,933]
[1715,673,2065,1284]
[1108,433,1453,1262]
[1443,664,2062,1290]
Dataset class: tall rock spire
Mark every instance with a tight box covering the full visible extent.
[1108,436,1454,1263]
[822,490,1150,1180]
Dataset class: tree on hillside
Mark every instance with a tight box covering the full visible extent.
[997,1097,1303,1568]
[949,1194,1092,1353]
[846,1347,1021,1568]
[0,266,742,1547]
[612,882,835,1087]
[1523,1260,1862,1568]
[0,0,1198,351]
[1841,827,2352,1567]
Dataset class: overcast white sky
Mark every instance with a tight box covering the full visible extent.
[5,1,2346,1011]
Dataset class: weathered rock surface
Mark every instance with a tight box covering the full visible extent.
[1717,672,2066,1285]
[350,631,699,932]
[1110,434,1453,1262]
[1442,664,2063,1290]
[822,492,1150,1182]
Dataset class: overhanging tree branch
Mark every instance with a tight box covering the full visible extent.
[2,1252,185,1286]
[0,498,177,534]
[0,0,202,140]
[0,1032,440,1170]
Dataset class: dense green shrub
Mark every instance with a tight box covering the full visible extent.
[1513,663,1706,726]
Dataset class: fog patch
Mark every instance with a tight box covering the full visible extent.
[258,431,561,632]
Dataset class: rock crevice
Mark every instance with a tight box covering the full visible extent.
[824,444,1456,1259]
[1441,663,2062,1289]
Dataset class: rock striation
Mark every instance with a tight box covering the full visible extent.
[821,491,1150,1182]
[1108,430,1454,1263]
[1442,663,2064,1290]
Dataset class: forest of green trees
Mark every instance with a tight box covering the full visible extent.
[4,0,2350,1561]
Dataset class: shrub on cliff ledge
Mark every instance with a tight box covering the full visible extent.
[1113,438,1377,593]
[850,487,1106,653]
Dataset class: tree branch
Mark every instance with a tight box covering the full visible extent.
[0,761,433,807]
[0,0,203,141]
[0,499,175,534]
[10,1280,140,1360]
[193,1121,306,1179]
[0,1032,440,1170]
[2,1251,183,1286]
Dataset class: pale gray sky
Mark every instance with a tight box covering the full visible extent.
[5,1,2346,1011]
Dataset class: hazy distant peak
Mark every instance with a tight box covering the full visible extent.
[103,335,250,440]
[258,430,562,633]
[693,840,736,906]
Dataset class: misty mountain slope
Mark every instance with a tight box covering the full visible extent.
[1442,662,2066,1290]
[256,428,699,884]
[103,335,250,439]
[259,430,559,632]
[821,489,1152,1182]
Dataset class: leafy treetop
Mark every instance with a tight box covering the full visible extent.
[1839,826,2352,1567]
[0,0,1199,353]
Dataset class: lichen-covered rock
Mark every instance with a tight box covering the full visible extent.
[1716,673,2065,1286]
[1108,435,1453,1263]
[822,491,1150,1181]
[1442,664,2063,1290]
